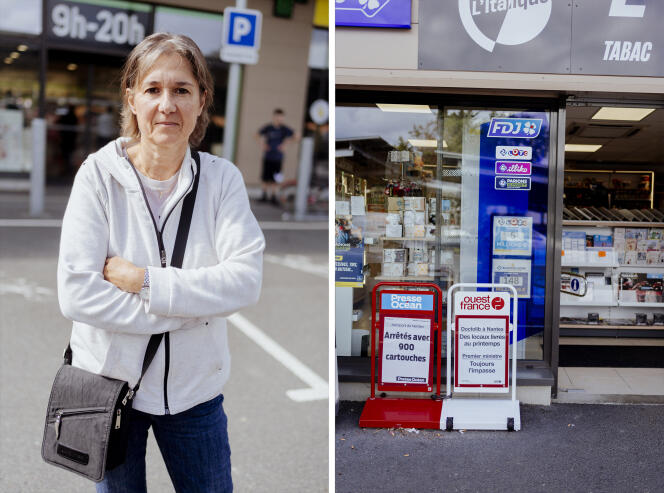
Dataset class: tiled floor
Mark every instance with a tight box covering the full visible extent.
[557,367,664,403]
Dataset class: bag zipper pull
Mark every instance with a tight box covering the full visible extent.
[54,410,63,440]
[122,389,134,406]
[114,409,122,430]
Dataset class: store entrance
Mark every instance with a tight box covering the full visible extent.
[559,101,664,368]
[45,50,125,183]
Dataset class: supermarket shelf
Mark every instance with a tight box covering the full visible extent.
[560,324,664,330]
[381,237,437,242]
[561,301,664,308]
[618,302,664,308]
[375,275,434,281]
[563,220,664,227]
[559,337,664,346]
[616,264,664,270]
[561,262,617,268]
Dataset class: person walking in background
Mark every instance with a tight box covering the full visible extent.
[56,33,264,492]
[256,108,298,205]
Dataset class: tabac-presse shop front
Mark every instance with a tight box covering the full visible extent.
[335,1,664,405]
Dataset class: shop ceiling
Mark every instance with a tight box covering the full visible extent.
[565,106,664,167]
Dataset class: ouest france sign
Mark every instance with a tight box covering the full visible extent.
[419,0,664,77]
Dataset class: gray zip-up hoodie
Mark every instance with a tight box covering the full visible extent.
[57,138,265,415]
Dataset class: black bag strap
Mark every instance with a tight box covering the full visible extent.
[66,151,202,395]
[133,150,201,392]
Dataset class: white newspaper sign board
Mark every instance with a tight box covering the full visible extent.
[454,292,510,393]
[381,317,431,385]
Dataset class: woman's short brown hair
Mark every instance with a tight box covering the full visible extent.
[120,33,214,147]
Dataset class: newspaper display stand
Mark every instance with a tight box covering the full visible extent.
[442,283,521,431]
[359,282,443,429]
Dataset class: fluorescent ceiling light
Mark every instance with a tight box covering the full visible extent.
[565,144,602,153]
[408,139,447,148]
[591,107,655,121]
[377,104,432,113]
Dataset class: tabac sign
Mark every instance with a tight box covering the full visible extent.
[419,0,664,77]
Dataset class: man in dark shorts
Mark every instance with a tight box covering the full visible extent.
[256,108,296,204]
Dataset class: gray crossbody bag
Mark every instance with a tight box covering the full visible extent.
[41,151,200,482]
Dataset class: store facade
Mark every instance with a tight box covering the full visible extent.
[335,0,664,404]
[1,0,327,186]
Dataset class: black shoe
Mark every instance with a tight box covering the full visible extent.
[270,196,279,206]
[259,194,268,203]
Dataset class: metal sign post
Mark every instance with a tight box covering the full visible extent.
[442,283,521,431]
[221,2,262,162]
[359,282,443,429]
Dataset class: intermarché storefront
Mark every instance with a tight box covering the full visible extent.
[0,0,228,180]
[335,0,664,404]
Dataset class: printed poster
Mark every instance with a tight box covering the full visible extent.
[492,258,532,298]
[380,317,431,385]
[335,216,364,286]
[454,316,509,392]
[492,216,533,256]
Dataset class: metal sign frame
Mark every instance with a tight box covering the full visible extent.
[376,289,436,393]
[359,281,443,429]
[370,283,442,397]
[444,282,521,431]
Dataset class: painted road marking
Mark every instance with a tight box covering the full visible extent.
[228,313,328,402]
[0,219,63,227]
[264,254,327,278]
[0,272,55,301]
[0,219,327,230]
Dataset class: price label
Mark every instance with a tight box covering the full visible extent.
[499,275,523,286]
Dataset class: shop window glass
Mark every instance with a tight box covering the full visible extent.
[308,28,328,69]
[336,103,550,361]
[0,37,40,172]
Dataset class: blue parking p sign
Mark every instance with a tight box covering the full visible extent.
[221,7,262,64]
[228,12,257,46]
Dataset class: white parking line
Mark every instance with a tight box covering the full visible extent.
[259,221,327,230]
[0,218,327,230]
[264,254,327,278]
[228,313,328,403]
[0,219,62,227]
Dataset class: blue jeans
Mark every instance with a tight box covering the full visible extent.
[96,394,232,493]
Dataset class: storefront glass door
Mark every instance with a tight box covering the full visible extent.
[336,99,558,365]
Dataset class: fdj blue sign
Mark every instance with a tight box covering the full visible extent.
[488,118,543,139]
[381,293,434,311]
[227,12,257,46]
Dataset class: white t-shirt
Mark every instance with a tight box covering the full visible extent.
[137,169,180,229]
[123,147,180,229]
